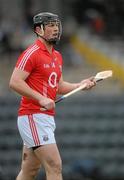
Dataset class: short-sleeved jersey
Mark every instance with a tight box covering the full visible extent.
[16,39,63,116]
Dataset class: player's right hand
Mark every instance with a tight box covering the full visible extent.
[39,97,55,111]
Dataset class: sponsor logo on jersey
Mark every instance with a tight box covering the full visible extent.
[43,62,56,68]
[44,64,50,68]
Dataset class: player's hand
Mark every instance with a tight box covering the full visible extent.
[39,97,55,111]
[80,77,96,90]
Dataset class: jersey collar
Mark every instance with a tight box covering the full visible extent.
[36,39,54,52]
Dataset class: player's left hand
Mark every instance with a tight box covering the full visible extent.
[80,77,96,90]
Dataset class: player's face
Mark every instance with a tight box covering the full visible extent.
[43,21,60,41]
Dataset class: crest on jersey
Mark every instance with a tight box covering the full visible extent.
[42,135,49,141]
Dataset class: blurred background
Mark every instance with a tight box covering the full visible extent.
[0,0,124,179]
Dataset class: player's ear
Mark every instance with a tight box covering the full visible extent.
[35,25,44,36]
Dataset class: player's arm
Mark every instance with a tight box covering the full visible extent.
[57,75,79,95]
[9,68,55,110]
[57,75,96,95]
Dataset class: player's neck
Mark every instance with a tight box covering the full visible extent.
[38,37,53,54]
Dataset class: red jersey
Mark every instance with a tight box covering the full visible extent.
[16,39,63,116]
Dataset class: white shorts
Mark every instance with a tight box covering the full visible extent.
[17,113,56,148]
